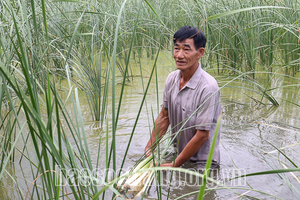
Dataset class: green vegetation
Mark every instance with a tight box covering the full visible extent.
[0,0,300,199]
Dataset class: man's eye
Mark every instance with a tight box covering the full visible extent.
[185,49,190,51]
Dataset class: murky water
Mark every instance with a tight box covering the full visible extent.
[1,52,300,199]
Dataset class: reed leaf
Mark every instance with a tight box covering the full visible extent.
[197,115,221,200]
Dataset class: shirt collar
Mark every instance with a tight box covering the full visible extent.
[184,63,202,90]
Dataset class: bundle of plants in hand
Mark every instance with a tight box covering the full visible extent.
[117,154,156,197]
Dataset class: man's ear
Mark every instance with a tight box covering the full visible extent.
[197,47,205,59]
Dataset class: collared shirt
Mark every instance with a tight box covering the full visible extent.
[163,63,221,166]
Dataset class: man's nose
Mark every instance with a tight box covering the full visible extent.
[177,49,184,58]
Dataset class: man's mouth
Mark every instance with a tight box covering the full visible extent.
[176,61,185,64]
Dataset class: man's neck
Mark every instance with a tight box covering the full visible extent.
[180,62,199,81]
[179,63,199,90]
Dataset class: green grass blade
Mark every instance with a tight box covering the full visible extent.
[197,115,221,200]
[233,168,300,179]
[0,123,25,184]
[206,6,289,21]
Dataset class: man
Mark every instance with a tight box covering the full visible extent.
[145,26,221,168]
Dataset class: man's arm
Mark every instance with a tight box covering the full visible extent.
[161,130,209,167]
[145,107,170,155]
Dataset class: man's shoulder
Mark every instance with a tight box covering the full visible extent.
[163,70,180,92]
[199,69,219,92]
[165,70,180,84]
[167,69,180,78]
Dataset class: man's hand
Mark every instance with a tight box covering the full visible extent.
[157,162,177,173]
[159,162,175,167]
[144,145,152,157]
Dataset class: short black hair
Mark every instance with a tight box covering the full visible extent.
[173,26,206,50]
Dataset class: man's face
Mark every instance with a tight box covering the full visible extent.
[173,38,204,72]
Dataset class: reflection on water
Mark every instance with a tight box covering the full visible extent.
[1,53,300,199]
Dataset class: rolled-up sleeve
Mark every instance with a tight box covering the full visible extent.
[163,72,176,111]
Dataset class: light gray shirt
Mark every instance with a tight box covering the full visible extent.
[163,64,221,166]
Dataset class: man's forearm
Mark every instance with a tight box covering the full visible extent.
[148,116,169,146]
[173,130,209,167]
[146,108,170,152]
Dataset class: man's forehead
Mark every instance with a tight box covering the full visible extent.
[174,38,193,43]
[174,38,195,47]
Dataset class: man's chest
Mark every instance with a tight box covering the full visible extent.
[167,86,204,124]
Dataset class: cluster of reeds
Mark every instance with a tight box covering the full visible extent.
[1,0,300,199]
[2,0,300,119]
